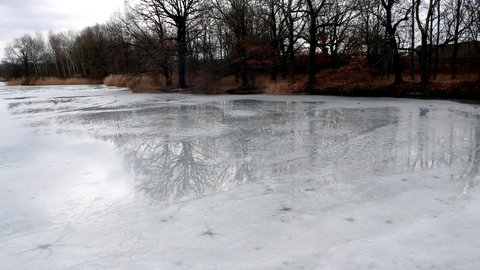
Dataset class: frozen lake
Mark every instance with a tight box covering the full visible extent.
[1,84,479,269]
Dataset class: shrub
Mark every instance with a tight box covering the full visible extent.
[103,74,128,87]
[263,79,305,95]
[7,77,99,86]
[35,77,96,85]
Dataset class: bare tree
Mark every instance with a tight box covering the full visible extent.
[303,0,329,86]
[464,0,480,79]
[24,33,48,77]
[261,0,283,81]
[4,34,37,79]
[319,0,357,66]
[278,0,305,84]
[122,2,174,85]
[443,0,472,79]
[213,0,256,89]
[416,0,440,84]
[432,0,442,80]
[356,0,385,73]
[47,31,81,78]
[379,0,413,84]
[138,0,205,89]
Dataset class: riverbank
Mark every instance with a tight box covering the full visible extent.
[6,76,102,86]
[102,71,480,100]
[306,81,480,100]
[6,74,480,101]
[1,86,480,269]
[129,76,480,101]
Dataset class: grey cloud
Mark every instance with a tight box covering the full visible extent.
[1,1,59,58]
[1,0,79,31]
[0,0,112,59]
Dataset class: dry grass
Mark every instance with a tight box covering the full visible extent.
[35,77,99,85]
[253,75,270,90]
[191,75,242,94]
[312,58,385,92]
[390,71,479,84]
[103,74,128,87]
[309,67,480,99]
[192,74,306,95]
[7,77,100,86]
[262,78,306,95]
[426,72,478,83]
[6,78,23,85]
[103,74,166,92]
[127,75,166,92]
[211,75,242,92]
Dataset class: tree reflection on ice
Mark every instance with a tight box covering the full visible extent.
[117,135,255,199]
[452,117,480,195]
[4,93,480,200]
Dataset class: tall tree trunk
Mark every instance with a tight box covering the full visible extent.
[451,39,460,79]
[411,0,415,81]
[238,36,251,89]
[433,0,441,79]
[419,33,429,84]
[285,7,296,84]
[288,34,296,83]
[307,13,317,86]
[269,2,279,82]
[428,8,434,78]
[451,0,462,79]
[54,59,61,78]
[23,55,29,79]
[177,19,187,89]
[391,36,404,84]
[415,0,435,84]
[383,0,405,84]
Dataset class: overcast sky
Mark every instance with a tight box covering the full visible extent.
[0,0,125,60]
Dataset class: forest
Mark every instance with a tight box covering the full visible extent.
[1,0,479,97]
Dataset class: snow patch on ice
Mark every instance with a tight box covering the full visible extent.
[1,85,480,269]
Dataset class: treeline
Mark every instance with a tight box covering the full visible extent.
[2,0,479,90]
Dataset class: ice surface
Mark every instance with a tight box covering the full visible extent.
[1,84,479,269]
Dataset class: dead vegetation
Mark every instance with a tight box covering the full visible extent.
[261,77,306,95]
[7,77,101,86]
[104,74,176,92]
[103,74,128,87]
[6,61,478,100]
[101,66,479,100]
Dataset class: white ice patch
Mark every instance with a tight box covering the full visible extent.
[1,84,480,269]
[224,109,258,118]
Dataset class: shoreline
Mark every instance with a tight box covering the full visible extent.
[4,76,480,101]
[305,81,480,101]
[137,81,480,101]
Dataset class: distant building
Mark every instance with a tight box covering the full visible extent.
[435,41,480,59]
[410,41,480,73]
